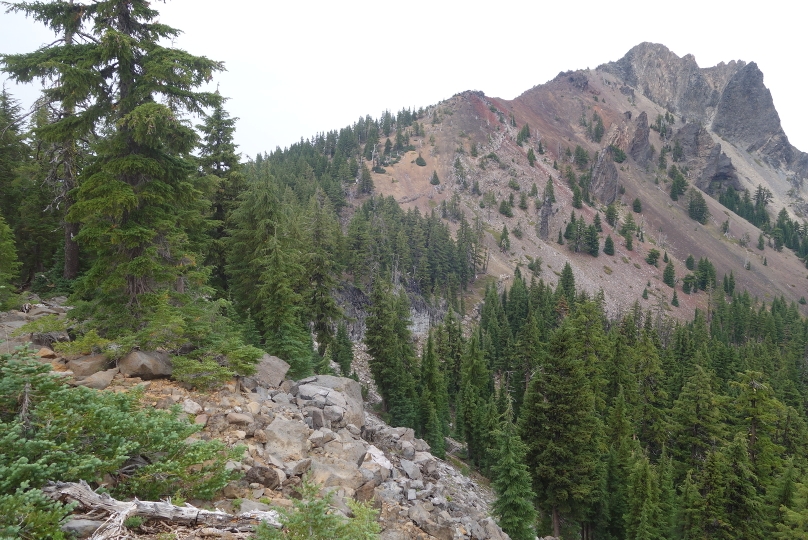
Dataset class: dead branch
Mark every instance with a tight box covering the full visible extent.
[43,480,281,539]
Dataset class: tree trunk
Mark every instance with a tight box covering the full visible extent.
[43,480,280,538]
[553,504,560,538]
[63,218,79,280]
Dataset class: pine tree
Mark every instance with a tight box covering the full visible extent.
[499,225,510,252]
[670,364,726,476]
[544,177,555,203]
[559,261,576,307]
[491,398,537,540]
[624,455,662,540]
[671,290,679,307]
[258,237,313,378]
[605,203,618,227]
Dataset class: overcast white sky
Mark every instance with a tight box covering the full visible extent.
[1,0,804,159]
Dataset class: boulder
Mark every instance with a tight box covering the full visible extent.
[245,466,284,489]
[264,417,311,461]
[118,350,172,379]
[75,367,118,390]
[308,456,364,490]
[182,399,203,415]
[358,445,392,484]
[61,519,106,538]
[400,459,422,480]
[68,354,112,377]
[227,412,254,425]
[307,375,364,427]
[241,354,290,389]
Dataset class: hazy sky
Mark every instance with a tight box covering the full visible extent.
[1,0,804,160]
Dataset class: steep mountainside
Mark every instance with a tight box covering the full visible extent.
[366,43,808,319]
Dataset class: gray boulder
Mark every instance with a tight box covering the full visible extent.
[118,350,172,379]
[75,367,118,390]
[241,354,290,389]
[68,354,112,377]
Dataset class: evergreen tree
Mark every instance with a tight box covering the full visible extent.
[519,321,602,537]
[685,254,695,270]
[663,261,675,288]
[544,177,555,203]
[197,97,244,293]
[604,234,615,256]
[559,261,576,307]
[0,213,20,308]
[332,321,354,376]
[365,280,417,428]
[624,455,662,540]
[258,237,313,378]
[605,203,618,227]
[418,333,449,457]
[671,290,679,307]
[491,398,537,540]
[670,364,726,476]
[359,162,374,193]
[499,224,510,252]
[11,0,225,333]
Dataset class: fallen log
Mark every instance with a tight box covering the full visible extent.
[43,480,281,539]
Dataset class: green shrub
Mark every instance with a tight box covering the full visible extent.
[0,349,242,536]
[0,485,72,540]
[255,474,381,540]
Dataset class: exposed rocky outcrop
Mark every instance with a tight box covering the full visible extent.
[590,150,619,204]
[673,122,741,193]
[600,42,808,180]
[712,62,807,176]
[600,42,742,124]
[628,111,653,165]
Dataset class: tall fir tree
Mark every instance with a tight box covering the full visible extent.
[519,320,602,537]
[491,398,537,540]
[8,0,225,334]
[197,96,244,293]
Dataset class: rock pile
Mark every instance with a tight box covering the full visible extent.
[2,301,511,539]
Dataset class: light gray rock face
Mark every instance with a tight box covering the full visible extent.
[241,354,290,390]
[712,62,806,175]
[673,122,741,194]
[601,42,808,179]
[74,367,118,390]
[118,350,172,379]
[600,42,741,123]
[264,417,311,461]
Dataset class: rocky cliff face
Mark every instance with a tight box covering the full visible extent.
[673,122,741,193]
[600,42,807,180]
[600,42,741,123]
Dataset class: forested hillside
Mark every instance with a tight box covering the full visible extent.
[2,1,808,539]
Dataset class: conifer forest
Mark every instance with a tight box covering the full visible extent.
[1,1,808,539]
